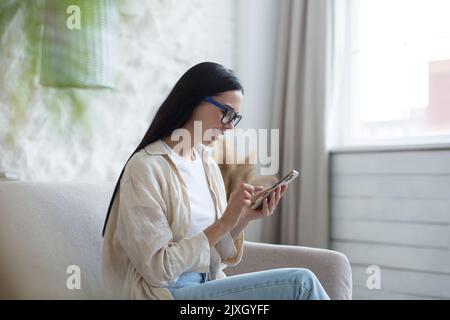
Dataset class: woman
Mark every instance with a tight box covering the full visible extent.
[101,62,330,300]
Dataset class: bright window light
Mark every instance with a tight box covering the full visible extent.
[334,0,450,147]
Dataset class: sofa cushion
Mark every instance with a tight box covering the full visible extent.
[0,182,113,299]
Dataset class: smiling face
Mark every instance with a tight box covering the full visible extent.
[188,90,243,145]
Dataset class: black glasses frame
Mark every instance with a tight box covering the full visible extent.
[203,96,242,126]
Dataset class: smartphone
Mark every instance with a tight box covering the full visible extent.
[250,170,299,210]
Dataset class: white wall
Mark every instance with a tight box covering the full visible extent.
[234,0,281,242]
[235,0,280,132]
[0,0,237,182]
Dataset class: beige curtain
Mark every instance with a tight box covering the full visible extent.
[261,0,339,248]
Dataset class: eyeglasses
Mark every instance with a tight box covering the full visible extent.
[203,96,242,126]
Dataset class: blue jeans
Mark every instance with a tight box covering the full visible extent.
[167,268,330,300]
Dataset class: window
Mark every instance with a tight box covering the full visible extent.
[333,0,450,147]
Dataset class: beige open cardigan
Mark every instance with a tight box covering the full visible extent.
[102,140,244,299]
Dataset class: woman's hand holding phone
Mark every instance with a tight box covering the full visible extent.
[207,182,256,245]
[250,170,299,210]
[220,182,288,229]
[240,184,289,222]
[216,171,297,242]
[220,182,256,230]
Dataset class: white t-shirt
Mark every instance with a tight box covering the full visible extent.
[162,141,216,237]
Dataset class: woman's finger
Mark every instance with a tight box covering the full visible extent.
[262,197,269,215]
[243,190,253,199]
[268,191,275,213]
[280,185,288,196]
[240,183,255,193]
[253,186,267,196]
[274,187,281,206]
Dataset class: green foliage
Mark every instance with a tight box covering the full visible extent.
[0,0,113,143]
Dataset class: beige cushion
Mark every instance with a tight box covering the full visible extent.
[0,182,112,299]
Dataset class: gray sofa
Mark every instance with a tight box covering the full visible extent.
[0,181,352,299]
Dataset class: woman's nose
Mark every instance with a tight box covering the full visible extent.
[223,122,234,131]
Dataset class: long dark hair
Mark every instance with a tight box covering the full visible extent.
[102,62,244,236]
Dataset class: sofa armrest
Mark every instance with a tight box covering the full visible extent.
[224,241,352,300]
